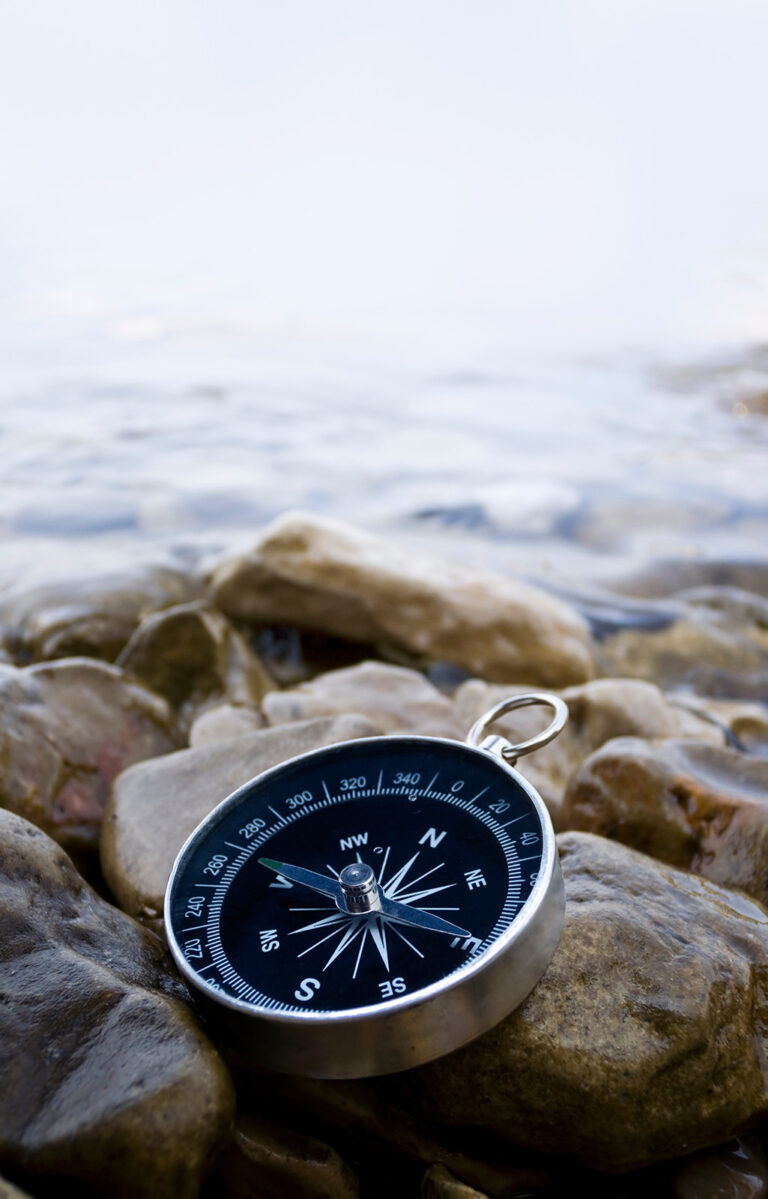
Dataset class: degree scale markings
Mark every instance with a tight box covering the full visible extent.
[173,754,542,1014]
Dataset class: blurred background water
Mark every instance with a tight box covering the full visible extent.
[1,1,767,594]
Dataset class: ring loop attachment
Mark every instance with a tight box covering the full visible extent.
[466,692,569,766]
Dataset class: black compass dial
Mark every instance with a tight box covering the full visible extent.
[167,738,546,1015]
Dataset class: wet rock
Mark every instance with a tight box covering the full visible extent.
[596,599,768,697]
[212,1113,360,1199]
[116,599,273,716]
[421,1164,489,1199]
[101,715,379,929]
[561,737,768,906]
[454,678,720,828]
[672,1137,768,1199]
[189,702,266,748]
[393,832,768,1172]
[0,563,205,662]
[263,661,463,738]
[210,512,594,686]
[0,809,234,1198]
[0,658,179,860]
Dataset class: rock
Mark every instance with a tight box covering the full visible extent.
[392,832,768,1172]
[189,703,266,748]
[254,1075,557,1199]
[604,559,768,601]
[212,1114,360,1199]
[210,512,594,687]
[677,697,768,757]
[0,658,179,861]
[0,809,234,1198]
[116,599,273,715]
[0,563,205,662]
[454,678,720,828]
[596,601,768,697]
[263,661,463,738]
[561,737,768,906]
[672,1137,768,1199]
[101,715,379,929]
[421,1165,489,1199]
[0,1178,32,1199]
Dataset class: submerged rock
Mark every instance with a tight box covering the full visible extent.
[0,810,234,1198]
[210,512,594,686]
[393,832,768,1172]
[0,563,205,662]
[0,658,179,860]
[263,661,463,738]
[671,1137,768,1199]
[101,714,379,929]
[454,677,720,828]
[421,1165,489,1199]
[116,599,273,715]
[561,737,768,905]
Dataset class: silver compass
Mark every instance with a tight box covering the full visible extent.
[164,692,567,1078]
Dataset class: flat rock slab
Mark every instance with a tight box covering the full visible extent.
[263,661,464,739]
[455,677,720,828]
[392,832,768,1172]
[0,810,234,1198]
[0,658,179,859]
[561,736,768,906]
[210,512,594,686]
[0,562,205,662]
[101,714,379,926]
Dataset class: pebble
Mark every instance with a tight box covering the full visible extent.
[0,809,234,1198]
[116,599,273,719]
[454,677,720,827]
[210,511,595,686]
[263,660,464,738]
[561,736,768,906]
[100,715,379,930]
[392,832,768,1172]
[0,562,205,662]
[0,657,179,863]
[212,1113,360,1199]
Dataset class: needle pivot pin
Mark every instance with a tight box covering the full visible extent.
[339,862,380,913]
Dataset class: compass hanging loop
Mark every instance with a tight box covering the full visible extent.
[466,692,569,766]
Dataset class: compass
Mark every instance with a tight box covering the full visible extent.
[165,692,567,1078]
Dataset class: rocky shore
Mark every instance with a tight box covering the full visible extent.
[2,510,768,1198]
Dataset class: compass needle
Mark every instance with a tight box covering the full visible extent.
[166,692,568,1077]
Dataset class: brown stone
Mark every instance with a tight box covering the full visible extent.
[392,832,768,1172]
[0,658,179,859]
[213,1113,360,1199]
[100,715,380,927]
[116,599,273,714]
[0,562,205,662]
[561,736,768,906]
[263,661,463,738]
[421,1165,489,1199]
[189,702,266,747]
[210,512,594,686]
[0,810,234,1198]
[671,1137,768,1199]
[595,598,768,698]
[454,678,720,828]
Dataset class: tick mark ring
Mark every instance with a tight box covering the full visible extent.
[466,692,569,766]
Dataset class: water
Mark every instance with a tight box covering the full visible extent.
[1,2,767,596]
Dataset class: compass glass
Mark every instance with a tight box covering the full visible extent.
[167,738,548,1015]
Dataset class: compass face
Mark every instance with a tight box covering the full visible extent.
[166,738,551,1019]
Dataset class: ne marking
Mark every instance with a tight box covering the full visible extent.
[425,773,439,793]
[322,780,332,801]
[224,841,243,851]
[471,786,490,802]
[499,815,526,828]
[377,770,382,793]
[268,806,284,824]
